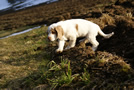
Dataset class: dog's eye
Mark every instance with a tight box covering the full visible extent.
[52,31,56,34]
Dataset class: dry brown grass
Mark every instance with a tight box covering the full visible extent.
[0,0,115,32]
[100,14,115,28]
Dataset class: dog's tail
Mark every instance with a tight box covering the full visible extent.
[98,28,114,39]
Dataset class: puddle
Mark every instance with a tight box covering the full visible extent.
[0,26,41,39]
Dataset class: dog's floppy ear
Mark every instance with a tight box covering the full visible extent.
[55,26,64,40]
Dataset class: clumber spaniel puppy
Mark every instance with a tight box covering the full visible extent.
[47,19,114,53]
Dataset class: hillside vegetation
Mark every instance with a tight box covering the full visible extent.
[0,0,134,89]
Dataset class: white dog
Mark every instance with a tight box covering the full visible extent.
[47,19,114,53]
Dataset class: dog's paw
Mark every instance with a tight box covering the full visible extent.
[55,49,63,53]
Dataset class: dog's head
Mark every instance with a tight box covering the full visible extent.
[47,25,64,41]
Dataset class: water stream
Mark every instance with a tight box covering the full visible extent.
[0,26,41,39]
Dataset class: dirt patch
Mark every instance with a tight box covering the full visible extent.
[97,16,134,67]
[0,0,114,31]
[42,0,134,88]
[44,40,134,89]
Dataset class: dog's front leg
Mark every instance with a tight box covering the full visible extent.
[65,39,76,50]
[56,40,65,53]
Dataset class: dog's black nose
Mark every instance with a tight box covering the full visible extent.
[48,37,52,41]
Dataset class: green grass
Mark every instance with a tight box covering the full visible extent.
[9,58,90,89]
[0,25,85,89]
[0,26,50,88]
[48,59,79,89]
[0,28,93,89]
[80,68,90,85]
[0,25,90,89]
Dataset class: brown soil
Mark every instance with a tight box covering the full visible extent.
[45,40,134,89]
[44,0,134,89]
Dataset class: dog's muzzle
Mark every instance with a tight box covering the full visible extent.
[48,36,52,41]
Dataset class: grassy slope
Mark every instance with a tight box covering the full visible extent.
[0,26,50,88]
[0,26,134,89]
[0,25,37,38]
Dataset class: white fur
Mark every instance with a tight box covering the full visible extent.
[47,19,114,52]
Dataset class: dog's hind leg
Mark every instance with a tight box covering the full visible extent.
[87,36,99,51]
